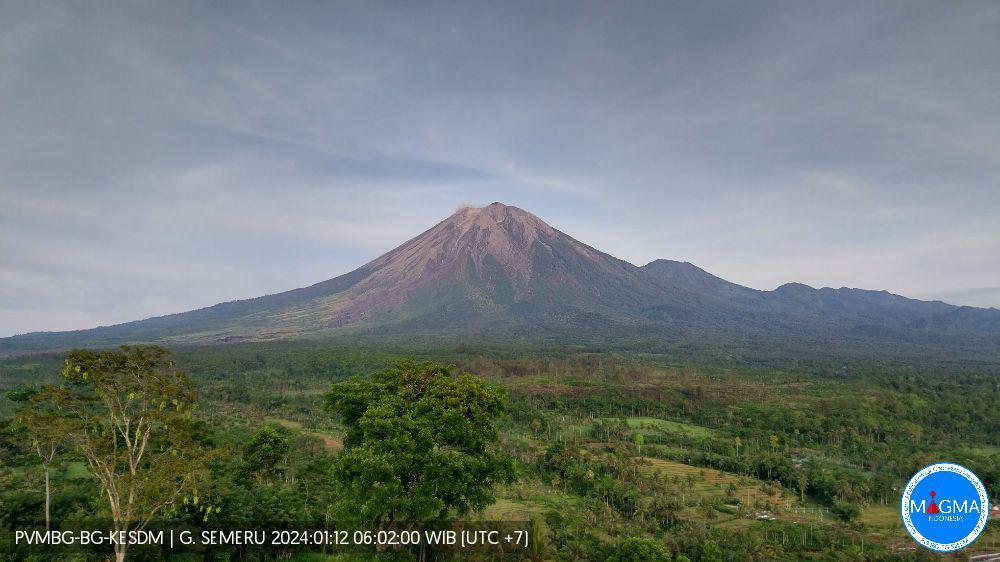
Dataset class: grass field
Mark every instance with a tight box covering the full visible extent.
[859,505,899,528]
[620,416,716,439]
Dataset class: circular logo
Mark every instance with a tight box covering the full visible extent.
[901,463,989,552]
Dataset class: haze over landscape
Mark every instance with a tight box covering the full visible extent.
[2,1,1000,338]
[4,202,999,361]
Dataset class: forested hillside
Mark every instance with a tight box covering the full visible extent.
[2,343,997,560]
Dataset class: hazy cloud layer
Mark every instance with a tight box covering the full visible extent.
[2,1,999,336]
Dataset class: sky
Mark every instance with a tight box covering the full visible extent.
[2,1,999,337]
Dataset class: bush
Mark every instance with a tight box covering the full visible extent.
[830,500,861,523]
[607,537,671,562]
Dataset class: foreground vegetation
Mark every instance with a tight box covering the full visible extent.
[1,342,998,560]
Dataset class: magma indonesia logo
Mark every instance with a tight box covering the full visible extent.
[901,463,990,552]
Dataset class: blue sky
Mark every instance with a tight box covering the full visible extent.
[2,1,999,336]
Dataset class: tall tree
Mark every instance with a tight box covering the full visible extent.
[11,386,71,531]
[58,345,211,562]
[324,360,515,527]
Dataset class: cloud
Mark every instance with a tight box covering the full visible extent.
[1,0,999,336]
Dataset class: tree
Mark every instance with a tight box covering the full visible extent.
[650,491,683,530]
[607,537,671,562]
[830,500,861,523]
[237,423,290,486]
[634,434,644,457]
[58,346,211,562]
[527,514,551,561]
[11,386,72,530]
[324,360,515,526]
[734,437,741,458]
[0,419,13,519]
[700,539,724,562]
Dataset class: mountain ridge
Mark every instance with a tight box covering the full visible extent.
[3,202,999,357]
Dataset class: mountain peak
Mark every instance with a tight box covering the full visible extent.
[447,202,552,233]
[641,259,753,294]
[427,203,559,265]
[774,282,815,293]
[309,201,639,327]
[5,204,999,358]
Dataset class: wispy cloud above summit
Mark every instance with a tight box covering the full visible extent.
[2,1,999,336]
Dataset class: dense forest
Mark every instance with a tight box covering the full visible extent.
[0,341,997,560]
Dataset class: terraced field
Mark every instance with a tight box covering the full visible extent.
[640,457,787,514]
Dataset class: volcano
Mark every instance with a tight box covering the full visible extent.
[3,202,999,357]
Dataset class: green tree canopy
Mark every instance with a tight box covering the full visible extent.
[700,539,725,562]
[58,345,213,562]
[324,359,515,524]
[607,537,671,562]
[11,385,73,530]
[830,500,861,523]
[238,423,290,485]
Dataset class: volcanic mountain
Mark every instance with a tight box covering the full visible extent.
[3,202,1000,357]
